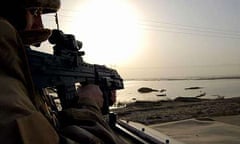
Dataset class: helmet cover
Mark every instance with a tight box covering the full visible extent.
[24,0,61,13]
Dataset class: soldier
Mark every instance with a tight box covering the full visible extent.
[0,0,126,143]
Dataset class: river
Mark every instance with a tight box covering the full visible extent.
[116,78,240,104]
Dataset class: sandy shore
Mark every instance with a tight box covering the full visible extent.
[112,97,240,125]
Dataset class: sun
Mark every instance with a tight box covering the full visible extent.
[69,0,142,66]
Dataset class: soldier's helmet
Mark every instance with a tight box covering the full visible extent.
[24,0,61,14]
[0,0,61,45]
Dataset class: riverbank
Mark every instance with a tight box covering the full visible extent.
[112,97,240,125]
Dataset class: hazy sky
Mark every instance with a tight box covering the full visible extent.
[38,0,240,79]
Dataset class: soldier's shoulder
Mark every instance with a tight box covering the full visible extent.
[0,17,18,38]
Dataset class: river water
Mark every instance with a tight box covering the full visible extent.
[116,78,240,104]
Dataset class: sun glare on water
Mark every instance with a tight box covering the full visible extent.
[70,0,142,66]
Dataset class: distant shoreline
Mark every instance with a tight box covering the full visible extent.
[125,76,240,81]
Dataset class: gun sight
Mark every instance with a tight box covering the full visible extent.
[49,29,83,52]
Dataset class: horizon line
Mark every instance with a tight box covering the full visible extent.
[124,75,240,81]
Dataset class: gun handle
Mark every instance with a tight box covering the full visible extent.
[101,89,111,115]
[56,84,77,109]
